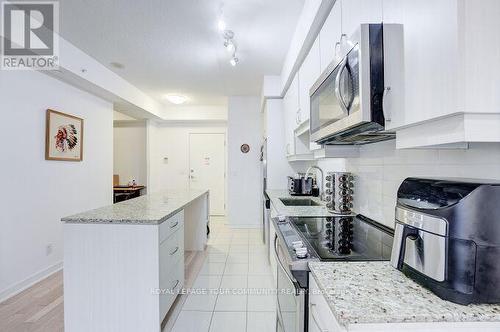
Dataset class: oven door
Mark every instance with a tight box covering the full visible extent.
[310,44,361,143]
[274,234,305,332]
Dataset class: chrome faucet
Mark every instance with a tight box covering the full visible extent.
[305,165,325,201]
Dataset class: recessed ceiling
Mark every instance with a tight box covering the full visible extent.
[59,0,305,106]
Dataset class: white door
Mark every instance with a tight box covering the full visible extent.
[189,133,226,215]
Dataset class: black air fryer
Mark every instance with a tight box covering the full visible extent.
[390,177,500,304]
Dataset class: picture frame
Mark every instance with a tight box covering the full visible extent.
[45,109,84,161]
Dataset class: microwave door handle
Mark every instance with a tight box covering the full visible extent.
[274,234,301,296]
[334,58,349,115]
[397,225,420,270]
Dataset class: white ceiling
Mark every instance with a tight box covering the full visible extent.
[59,0,304,106]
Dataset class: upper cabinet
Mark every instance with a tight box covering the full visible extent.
[298,36,321,127]
[382,0,459,131]
[283,74,299,156]
[382,0,500,148]
[319,0,341,74]
[341,0,383,38]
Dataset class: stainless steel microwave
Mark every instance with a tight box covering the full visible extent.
[309,23,397,145]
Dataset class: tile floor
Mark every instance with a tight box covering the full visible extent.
[169,217,276,332]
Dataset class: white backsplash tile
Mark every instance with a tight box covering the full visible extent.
[317,141,500,228]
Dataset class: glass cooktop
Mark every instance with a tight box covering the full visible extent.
[289,215,394,261]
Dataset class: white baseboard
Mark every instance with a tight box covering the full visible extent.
[0,261,63,303]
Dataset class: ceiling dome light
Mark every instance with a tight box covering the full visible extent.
[164,94,188,105]
[217,19,226,32]
[230,57,239,67]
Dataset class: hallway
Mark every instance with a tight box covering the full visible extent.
[166,217,275,332]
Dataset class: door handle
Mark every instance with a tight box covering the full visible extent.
[273,234,301,296]
[334,57,349,115]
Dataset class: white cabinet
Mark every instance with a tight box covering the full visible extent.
[283,74,299,156]
[319,0,341,73]
[298,37,321,126]
[309,276,344,332]
[159,212,185,319]
[341,0,383,38]
[382,0,500,148]
[320,0,382,70]
[382,0,459,130]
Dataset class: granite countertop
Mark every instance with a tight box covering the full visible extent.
[309,261,500,327]
[266,189,341,217]
[62,189,209,225]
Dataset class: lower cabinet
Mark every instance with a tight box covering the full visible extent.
[159,217,185,320]
[309,276,343,332]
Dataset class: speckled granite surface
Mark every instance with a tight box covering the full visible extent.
[309,261,500,327]
[62,189,208,224]
[266,189,334,217]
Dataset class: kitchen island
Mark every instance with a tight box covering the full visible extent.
[308,261,500,331]
[62,189,209,332]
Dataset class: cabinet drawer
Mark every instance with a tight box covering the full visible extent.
[309,276,343,332]
[159,259,184,321]
[159,210,184,243]
[159,225,184,286]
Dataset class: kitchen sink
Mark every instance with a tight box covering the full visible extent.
[279,198,321,206]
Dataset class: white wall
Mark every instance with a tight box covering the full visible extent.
[227,97,262,227]
[0,70,113,301]
[317,141,500,229]
[148,122,227,196]
[264,99,294,190]
[161,105,228,121]
[113,122,147,186]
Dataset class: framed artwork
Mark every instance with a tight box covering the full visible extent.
[45,109,84,161]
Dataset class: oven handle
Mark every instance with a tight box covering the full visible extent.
[334,57,349,116]
[273,234,301,296]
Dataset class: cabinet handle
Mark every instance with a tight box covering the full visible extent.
[169,246,179,256]
[311,303,329,332]
[382,86,392,122]
[171,279,179,290]
[170,221,179,229]
[334,41,341,60]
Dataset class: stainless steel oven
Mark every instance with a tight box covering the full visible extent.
[310,23,399,145]
[273,234,306,332]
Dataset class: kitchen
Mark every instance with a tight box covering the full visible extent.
[1,0,500,332]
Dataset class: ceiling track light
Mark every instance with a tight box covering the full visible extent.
[216,11,240,66]
[224,39,236,53]
[217,19,226,32]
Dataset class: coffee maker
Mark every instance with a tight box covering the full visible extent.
[390,177,500,304]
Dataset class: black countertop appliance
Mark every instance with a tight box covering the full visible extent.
[390,177,500,304]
